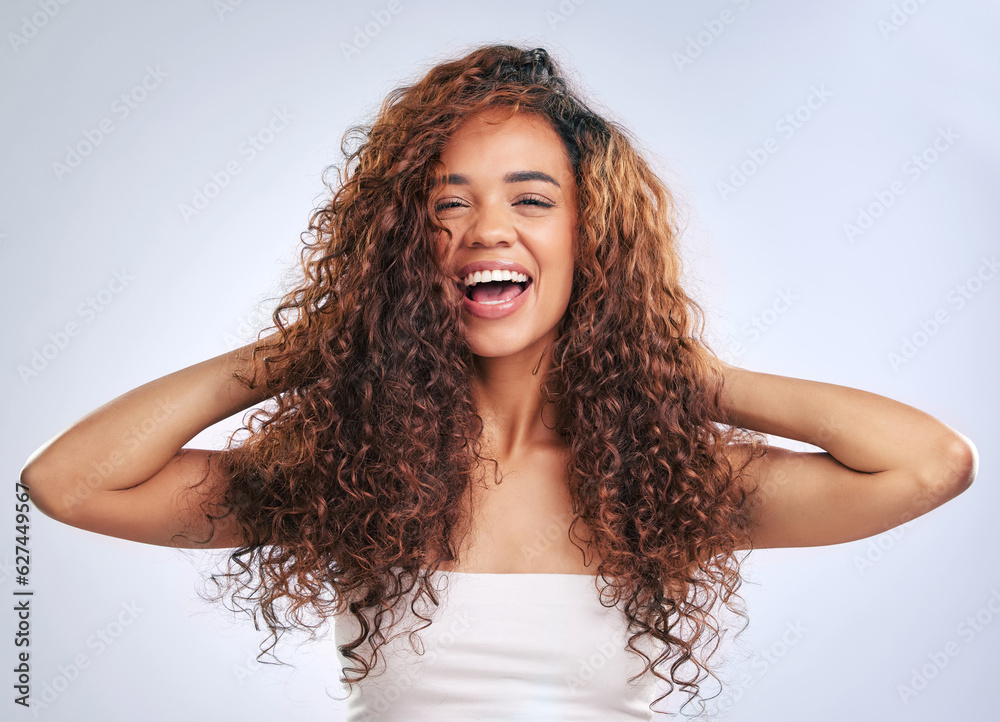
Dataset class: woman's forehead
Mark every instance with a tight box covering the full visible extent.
[437,110,573,179]
[446,108,555,144]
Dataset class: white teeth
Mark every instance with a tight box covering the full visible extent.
[462,270,530,286]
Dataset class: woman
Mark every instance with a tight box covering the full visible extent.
[21,45,977,720]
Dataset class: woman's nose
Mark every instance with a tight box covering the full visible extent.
[465,202,516,247]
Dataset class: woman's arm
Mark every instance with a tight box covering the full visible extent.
[19,334,280,548]
[719,363,978,549]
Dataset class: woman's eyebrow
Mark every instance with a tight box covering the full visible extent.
[435,170,561,188]
[504,170,561,187]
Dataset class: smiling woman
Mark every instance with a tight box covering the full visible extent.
[433,108,577,351]
[20,43,977,721]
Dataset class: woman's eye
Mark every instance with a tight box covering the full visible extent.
[434,200,465,212]
[434,195,554,213]
[515,195,554,208]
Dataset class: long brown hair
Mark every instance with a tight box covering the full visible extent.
[188,43,769,717]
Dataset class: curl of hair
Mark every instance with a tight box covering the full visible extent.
[187,43,769,717]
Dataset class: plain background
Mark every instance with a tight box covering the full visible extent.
[3,1,998,720]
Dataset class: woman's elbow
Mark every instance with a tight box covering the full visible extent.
[922,432,979,502]
[948,432,979,492]
[20,460,72,523]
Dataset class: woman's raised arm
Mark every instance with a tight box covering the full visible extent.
[19,334,280,549]
[719,364,979,550]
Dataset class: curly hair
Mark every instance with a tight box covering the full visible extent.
[187,43,770,717]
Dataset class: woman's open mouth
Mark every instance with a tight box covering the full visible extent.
[456,277,534,319]
[460,278,531,304]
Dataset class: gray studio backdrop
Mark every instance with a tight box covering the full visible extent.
[3,1,998,720]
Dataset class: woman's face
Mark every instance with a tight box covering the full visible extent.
[432,108,578,361]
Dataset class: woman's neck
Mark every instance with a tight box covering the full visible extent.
[470,342,561,460]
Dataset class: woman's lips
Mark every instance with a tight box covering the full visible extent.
[461,279,532,319]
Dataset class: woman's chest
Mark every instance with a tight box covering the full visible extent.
[437,447,601,575]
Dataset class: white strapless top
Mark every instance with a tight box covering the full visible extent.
[331,571,666,721]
